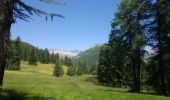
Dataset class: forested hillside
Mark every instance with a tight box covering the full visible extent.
[72,45,101,65]
[7,37,59,70]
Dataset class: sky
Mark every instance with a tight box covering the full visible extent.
[11,0,121,50]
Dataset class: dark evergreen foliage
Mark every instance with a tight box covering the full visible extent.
[50,53,59,64]
[97,0,170,95]
[67,65,76,76]
[76,61,83,76]
[76,61,88,76]
[89,64,97,75]
[7,38,61,67]
[28,48,38,66]
[97,45,112,85]
[6,37,22,70]
[63,56,73,67]
[146,0,170,95]
[40,48,50,64]
[53,59,64,77]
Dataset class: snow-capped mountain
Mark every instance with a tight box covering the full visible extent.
[49,49,82,57]
[49,43,103,58]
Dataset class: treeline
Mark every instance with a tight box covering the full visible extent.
[7,37,60,69]
[7,37,97,77]
[62,56,97,76]
[97,0,170,95]
[53,55,97,77]
[67,61,97,76]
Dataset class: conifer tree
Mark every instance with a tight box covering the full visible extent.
[50,52,55,63]
[89,64,97,75]
[41,48,50,64]
[64,56,72,67]
[97,45,112,84]
[53,59,64,77]
[0,0,64,85]
[82,61,88,74]
[110,0,152,92]
[29,48,38,66]
[14,37,22,67]
[76,61,83,76]
[6,37,22,70]
[67,65,76,76]
[108,35,126,87]
[147,0,170,95]
[98,0,153,92]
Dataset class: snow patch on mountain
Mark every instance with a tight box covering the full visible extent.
[49,43,103,58]
[49,49,82,57]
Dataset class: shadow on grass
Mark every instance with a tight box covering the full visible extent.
[86,76,170,97]
[96,88,128,93]
[0,89,55,100]
[97,88,170,98]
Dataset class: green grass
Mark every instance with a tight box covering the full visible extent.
[1,61,169,100]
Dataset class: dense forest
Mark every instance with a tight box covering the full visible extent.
[97,0,170,95]
[7,37,59,69]
[7,37,96,77]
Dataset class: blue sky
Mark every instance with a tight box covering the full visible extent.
[11,0,121,50]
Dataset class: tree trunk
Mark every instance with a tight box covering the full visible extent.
[131,0,142,92]
[158,37,166,95]
[0,0,14,86]
[156,0,167,95]
[131,56,137,92]
[136,48,141,93]
[135,1,142,92]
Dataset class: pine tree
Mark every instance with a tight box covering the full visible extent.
[67,65,76,76]
[29,48,38,66]
[54,53,60,63]
[147,0,170,95]
[64,56,72,67]
[41,48,50,64]
[76,61,83,76]
[89,64,97,75]
[6,40,16,70]
[6,37,22,70]
[97,45,112,84]
[111,0,152,92]
[82,61,88,74]
[14,37,22,68]
[53,59,64,77]
[108,35,126,87]
[97,0,152,92]
[50,52,55,63]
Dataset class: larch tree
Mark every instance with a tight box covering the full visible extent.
[0,0,64,86]
[111,0,152,92]
[98,0,153,93]
[147,0,170,95]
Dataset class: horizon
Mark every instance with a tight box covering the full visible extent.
[11,0,121,50]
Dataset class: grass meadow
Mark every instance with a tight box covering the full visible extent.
[0,61,169,100]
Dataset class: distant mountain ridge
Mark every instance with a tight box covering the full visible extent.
[49,44,102,58]
[72,44,102,65]
[49,49,82,57]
